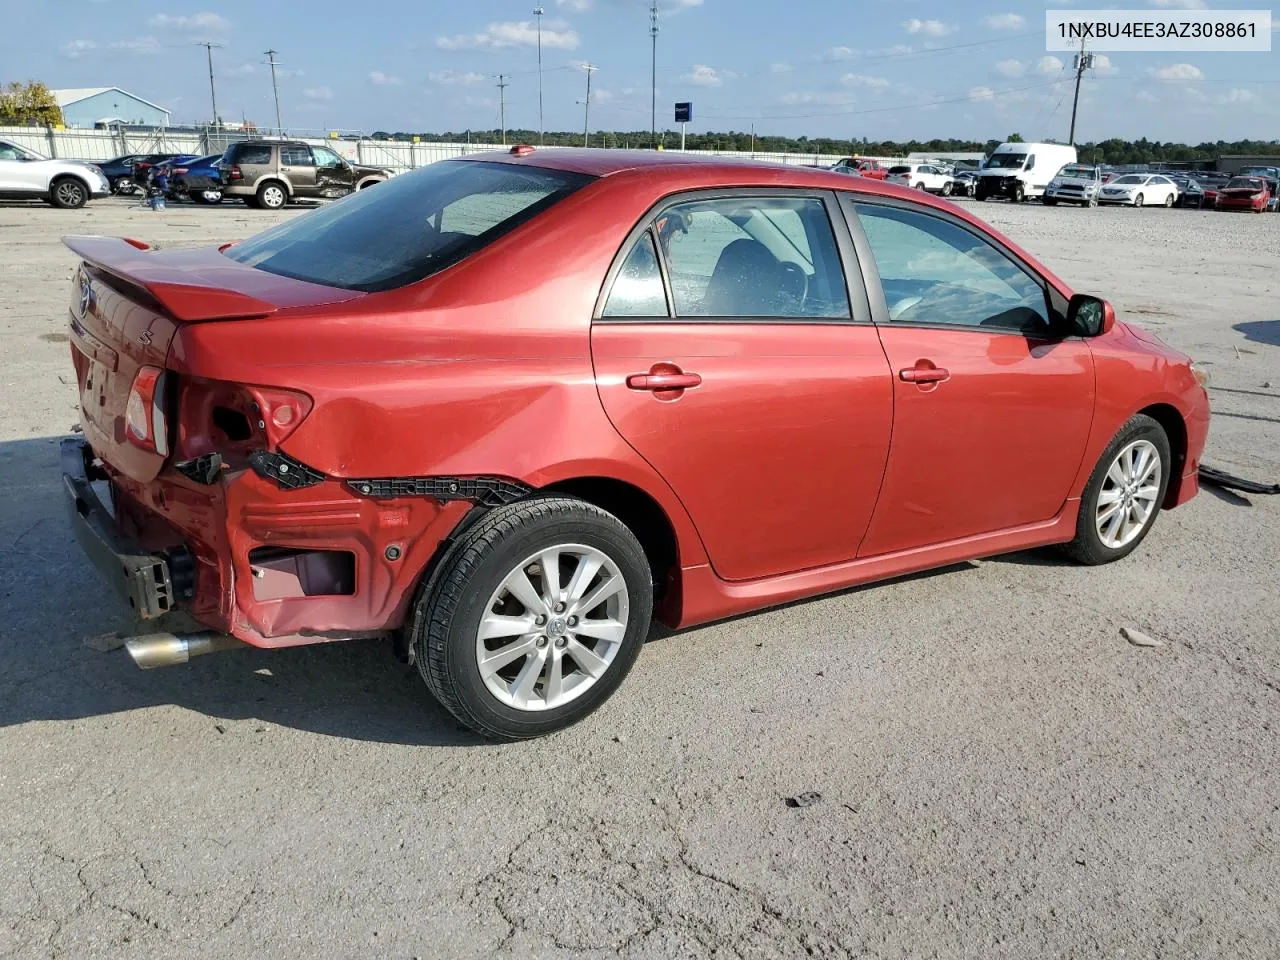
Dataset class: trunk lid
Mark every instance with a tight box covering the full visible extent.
[63,235,366,482]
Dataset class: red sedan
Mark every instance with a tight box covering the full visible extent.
[61,147,1210,738]
[1215,176,1272,212]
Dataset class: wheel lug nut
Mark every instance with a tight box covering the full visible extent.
[535,635,548,648]
[554,637,567,649]
[553,601,566,614]
[535,614,547,626]
[567,616,578,627]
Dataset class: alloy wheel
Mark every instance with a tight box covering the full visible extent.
[1096,440,1162,549]
[55,181,84,206]
[476,544,630,712]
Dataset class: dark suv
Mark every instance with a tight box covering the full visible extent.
[218,140,392,209]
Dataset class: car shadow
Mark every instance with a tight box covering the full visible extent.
[0,435,480,746]
[1234,320,1280,347]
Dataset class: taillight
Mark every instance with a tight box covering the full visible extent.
[125,365,169,455]
[174,167,189,175]
[229,165,243,181]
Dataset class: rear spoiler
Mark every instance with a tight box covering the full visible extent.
[63,235,279,322]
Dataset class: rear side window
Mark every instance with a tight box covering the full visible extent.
[280,146,313,166]
[602,232,667,317]
[226,160,593,292]
[231,144,272,165]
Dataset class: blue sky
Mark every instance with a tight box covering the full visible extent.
[4,0,1278,142]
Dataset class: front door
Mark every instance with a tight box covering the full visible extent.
[591,192,894,583]
[279,144,317,197]
[843,198,1095,557]
[312,146,355,197]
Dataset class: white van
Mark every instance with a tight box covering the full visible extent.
[975,142,1078,202]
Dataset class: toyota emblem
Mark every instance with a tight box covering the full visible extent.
[77,274,93,318]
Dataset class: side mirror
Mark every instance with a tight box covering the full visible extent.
[1066,294,1115,337]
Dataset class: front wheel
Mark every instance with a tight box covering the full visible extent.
[50,177,88,209]
[1133,193,1145,207]
[1164,193,1174,208]
[1012,184,1025,203]
[1063,414,1171,565]
[411,497,654,740]
[941,182,954,197]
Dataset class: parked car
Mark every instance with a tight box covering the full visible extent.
[131,153,193,190]
[1097,173,1179,207]
[59,147,1210,739]
[1169,176,1206,209]
[948,170,978,197]
[158,154,224,204]
[94,154,147,194]
[217,140,392,209]
[885,162,955,195]
[0,139,111,208]
[975,141,1079,203]
[1235,166,1280,210]
[1214,176,1272,213]
[1042,164,1104,207]
[832,157,889,180]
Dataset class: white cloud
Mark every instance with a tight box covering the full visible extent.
[1148,0,1206,9]
[111,37,161,54]
[903,18,955,37]
[840,73,890,90]
[428,70,485,85]
[682,64,733,87]
[821,45,857,62]
[665,0,703,7]
[1091,54,1119,75]
[1136,89,1159,102]
[995,58,1025,78]
[225,62,256,77]
[60,39,97,58]
[1221,87,1255,103]
[593,88,615,102]
[556,0,592,9]
[1150,62,1203,81]
[437,19,578,50]
[770,62,792,74]
[1036,55,1065,76]
[969,86,995,101]
[149,12,230,32]
[984,13,1026,30]
[302,86,333,101]
[368,71,402,85]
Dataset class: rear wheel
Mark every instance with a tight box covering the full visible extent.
[50,177,88,209]
[1063,414,1170,565]
[193,190,222,205]
[256,181,287,210]
[411,497,654,740]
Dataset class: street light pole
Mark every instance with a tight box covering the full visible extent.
[581,63,598,147]
[197,41,222,127]
[534,6,545,145]
[649,0,659,149]
[264,49,283,136]
[497,74,509,146]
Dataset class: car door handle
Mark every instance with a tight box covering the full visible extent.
[899,366,950,384]
[627,372,702,391]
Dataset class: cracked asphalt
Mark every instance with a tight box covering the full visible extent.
[1,196,1278,959]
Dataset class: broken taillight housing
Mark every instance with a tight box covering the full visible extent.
[125,365,169,455]
[174,377,313,465]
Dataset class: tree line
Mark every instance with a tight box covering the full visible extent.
[373,128,1279,165]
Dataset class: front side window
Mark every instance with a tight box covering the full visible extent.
[0,142,21,161]
[602,231,667,317]
[226,160,592,292]
[655,196,850,318]
[854,203,1050,336]
[313,146,346,169]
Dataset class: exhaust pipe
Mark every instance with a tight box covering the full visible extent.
[124,631,245,669]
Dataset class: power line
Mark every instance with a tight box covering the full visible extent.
[496,74,509,145]
[196,41,222,125]
[264,49,283,135]
[579,63,598,147]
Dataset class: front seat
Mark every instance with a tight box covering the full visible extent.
[702,238,781,316]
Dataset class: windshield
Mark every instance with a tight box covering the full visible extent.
[1226,177,1264,190]
[1239,167,1273,176]
[225,160,593,292]
[1057,164,1096,180]
[985,153,1027,170]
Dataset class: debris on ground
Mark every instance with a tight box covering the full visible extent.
[1199,465,1280,496]
[1122,627,1165,648]
[83,632,125,652]
[785,791,823,808]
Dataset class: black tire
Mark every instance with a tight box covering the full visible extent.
[1012,184,1024,203]
[941,182,954,197]
[1163,193,1174,208]
[1133,193,1144,208]
[256,180,288,210]
[192,190,223,205]
[411,496,654,740]
[1062,414,1171,566]
[1087,197,1098,208]
[49,177,88,209]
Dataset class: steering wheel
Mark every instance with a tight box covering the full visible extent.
[777,261,809,311]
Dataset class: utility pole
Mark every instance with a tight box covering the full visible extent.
[197,41,222,127]
[1068,37,1093,146]
[580,63,598,147]
[649,0,659,148]
[534,6,545,145]
[496,74,509,146]
[264,49,283,136]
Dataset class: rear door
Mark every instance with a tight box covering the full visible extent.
[591,190,894,583]
[279,144,317,196]
[840,197,1094,556]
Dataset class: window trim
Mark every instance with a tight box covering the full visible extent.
[593,187,873,326]
[836,193,1072,340]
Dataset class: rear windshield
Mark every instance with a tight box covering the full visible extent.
[1226,177,1264,189]
[225,160,593,292]
[887,166,912,175]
